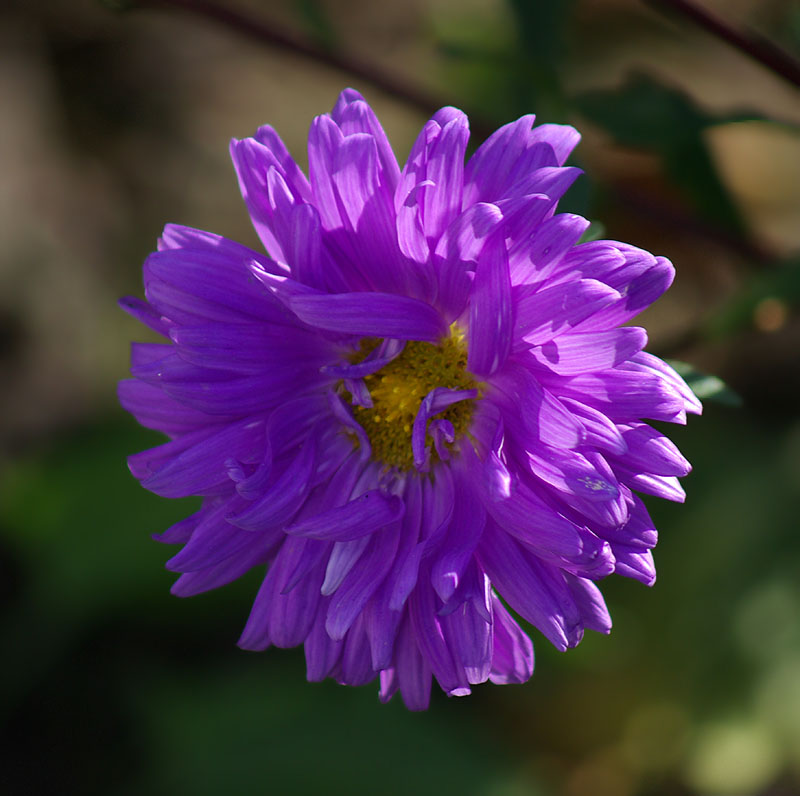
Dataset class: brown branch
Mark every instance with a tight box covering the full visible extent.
[114,0,780,361]
[129,0,496,140]
[644,0,800,89]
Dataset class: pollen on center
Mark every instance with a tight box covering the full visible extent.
[351,331,479,471]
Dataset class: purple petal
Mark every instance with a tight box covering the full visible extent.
[265,393,331,460]
[419,464,456,550]
[408,575,468,694]
[227,434,317,531]
[143,247,290,327]
[287,202,349,292]
[430,418,456,461]
[632,352,703,416]
[253,124,312,200]
[329,133,406,294]
[611,423,691,477]
[308,113,346,231]
[488,595,534,685]
[238,537,325,650]
[281,538,332,594]
[545,367,686,424]
[509,213,589,285]
[397,180,432,263]
[502,166,582,204]
[395,613,433,711]
[526,448,627,529]
[434,202,504,265]
[305,599,344,681]
[363,582,404,671]
[499,194,554,256]
[568,245,676,330]
[288,291,444,341]
[321,536,371,596]
[325,522,402,640]
[285,489,404,541]
[137,419,264,498]
[411,387,478,470]
[332,89,400,193]
[229,137,296,262]
[118,379,212,437]
[440,595,491,685]
[528,123,580,165]
[467,226,513,376]
[169,322,334,375]
[531,327,648,375]
[613,545,656,586]
[463,114,536,205]
[564,574,612,634]
[387,477,424,610]
[513,279,621,348]
[153,509,203,545]
[157,224,285,274]
[379,667,399,705]
[322,338,404,380]
[119,296,171,337]
[335,614,376,687]
[156,364,323,417]
[482,480,584,560]
[430,473,487,603]
[166,496,276,573]
[615,466,687,503]
[437,555,491,622]
[595,494,657,550]
[420,111,470,243]
[490,362,584,448]
[433,202,504,321]
[560,397,627,455]
[171,536,273,597]
[363,477,425,667]
[476,526,577,651]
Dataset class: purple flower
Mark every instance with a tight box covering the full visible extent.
[120,89,701,710]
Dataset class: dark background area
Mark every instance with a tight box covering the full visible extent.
[1,1,799,794]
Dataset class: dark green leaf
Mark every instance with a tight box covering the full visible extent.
[706,259,800,337]
[668,360,743,407]
[578,220,606,244]
[573,73,770,231]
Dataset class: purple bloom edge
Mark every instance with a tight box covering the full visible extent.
[120,88,700,710]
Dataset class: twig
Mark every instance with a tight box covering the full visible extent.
[644,0,800,90]
[130,0,496,140]
[114,0,779,359]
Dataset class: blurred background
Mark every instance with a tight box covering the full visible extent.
[1,0,799,794]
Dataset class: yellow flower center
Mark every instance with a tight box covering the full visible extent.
[351,331,479,471]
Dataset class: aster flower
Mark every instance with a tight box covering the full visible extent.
[119,89,701,710]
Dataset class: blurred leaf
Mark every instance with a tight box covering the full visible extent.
[0,417,199,709]
[668,360,743,407]
[578,220,606,243]
[292,0,337,50]
[507,0,575,68]
[124,659,524,796]
[706,259,800,337]
[574,73,770,231]
[505,0,575,121]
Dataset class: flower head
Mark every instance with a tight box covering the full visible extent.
[120,89,701,709]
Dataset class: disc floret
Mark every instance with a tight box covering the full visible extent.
[352,332,479,470]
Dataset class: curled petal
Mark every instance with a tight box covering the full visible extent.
[289,292,445,341]
[285,490,405,541]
